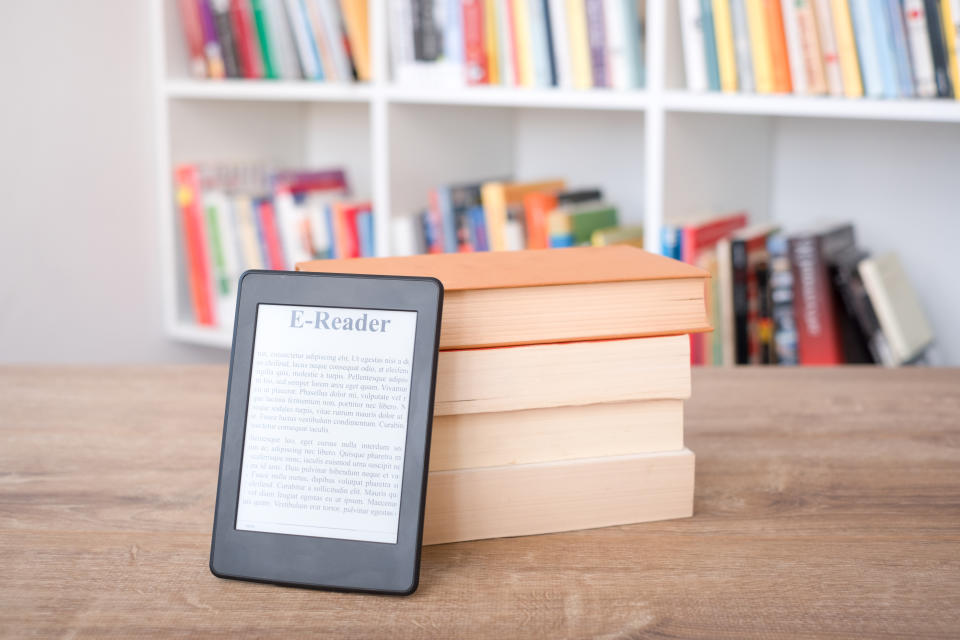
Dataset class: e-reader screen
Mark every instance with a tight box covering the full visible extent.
[236,303,417,544]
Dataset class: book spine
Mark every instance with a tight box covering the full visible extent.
[940,0,960,97]
[485,0,502,83]
[512,0,535,85]
[251,0,278,78]
[463,0,489,83]
[413,0,442,61]
[257,198,287,269]
[339,0,371,81]
[794,0,828,94]
[233,196,265,268]
[522,192,556,249]
[680,0,710,91]
[528,0,554,86]
[779,0,808,93]
[210,0,241,77]
[584,0,608,87]
[287,0,323,79]
[848,0,884,97]
[830,0,863,96]
[923,0,953,95]
[763,0,793,92]
[745,0,775,92]
[174,166,216,326]
[730,0,756,91]
[767,235,798,365]
[811,0,844,95]
[731,238,750,364]
[198,0,227,78]
[547,0,572,87]
[952,0,960,98]
[903,0,938,97]
[356,210,375,257]
[318,0,353,81]
[266,0,303,78]
[178,0,209,77]
[567,0,594,88]
[701,0,722,90]
[604,0,630,89]
[497,0,518,85]
[625,0,645,88]
[788,235,843,365]
[230,0,263,78]
[869,0,902,97]
[388,0,414,81]
[713,0,740,91]
[506,0,524,84]
[886,0,916,96]
[755,261,774,364]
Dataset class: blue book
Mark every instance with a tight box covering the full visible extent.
[296,0,325,80]
[883,0,915,97]
[433,186,458,253]
[849,0,886,97]
[869,0,902,97]
[468,206,489,251]
[323,204,337,259]
[444,0,463,64]
[660,224,683,261]
[420,211,437,255]
[624,0,645,88]
[356,211,375,257]
[699,0,721,91]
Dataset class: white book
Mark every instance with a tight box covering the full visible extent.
[273,191,313,269]
[389,0,414,81]
[811,0,844,96]
[528,0,553,86]
[305,197,332,257]
[780,0,808,94]
[848,0,884,97]
[285,0,321,79]
[444,0,464,65]
[390,215,426,257]
[604,0,631,89]
[265,0,303,78]
[202,190,241,326]
[729,0,755,92]
[317,0,353,82]
[902,0,938,97]
[858,253,934,366]
[547,0,572,88]
[679,0,708,91]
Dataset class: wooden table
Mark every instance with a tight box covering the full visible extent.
[1,367,958,638]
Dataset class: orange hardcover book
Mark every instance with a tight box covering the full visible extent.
[763,0,793,92]
[522,191,559,249]
[297,246,711,349]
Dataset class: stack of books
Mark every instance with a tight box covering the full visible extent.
[298,246,710,544]
[679,0,960,99]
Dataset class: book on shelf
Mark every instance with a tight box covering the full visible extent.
[390,0,646,90]
[173,163,369,327]
[678,0,960,99]
[174,0,370,82]
[661,214,935,367]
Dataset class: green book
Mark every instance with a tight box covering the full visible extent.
[251,0,276,79]
[568,204,619,245]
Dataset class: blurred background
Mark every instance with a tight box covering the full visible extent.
[1,0,957,365]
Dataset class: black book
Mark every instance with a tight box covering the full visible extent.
[731,239,750,364]
[819,224,874,364]
[924,0,954,98]
[556,189,603,205]
[211,0,240,78]
[542,0,558,86]
[413,0,443,61]
[833,251,892,365]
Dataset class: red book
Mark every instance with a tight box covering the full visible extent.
[332,202,367,258]
[505,0,522,86]
[177,0,207,77]
[426,189,447,254]
[522,191,558,250]
[463,0,489,84]
[788,232,844,365]
[173,165,215,325]
[230,0,263,78]
[257,198,286,269]
[679,212,749,364]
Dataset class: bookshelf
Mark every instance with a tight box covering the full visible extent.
[152,0,960,359]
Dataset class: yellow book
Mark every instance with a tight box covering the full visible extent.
[712,0,739,92]
[512,0,535,86]
[481,179,565,251]
[566,0,593,89]
[941,0,960,100]
[484,0,500,84]
[338,0,370,81]
[830,0,863,98]
[745,0,774,93]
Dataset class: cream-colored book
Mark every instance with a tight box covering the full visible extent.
[434,334,690,416]
[430,399,684,471]
[423,449,695,545]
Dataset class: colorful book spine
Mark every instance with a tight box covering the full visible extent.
[523,191,557,249]
[513,0,535,85]
[763,0,793,92]
[286,0,323,79]
[198,0,227,78]
[811,0,845,96]
[251,0,278,78]
[701,0,723,90]
[830,0,863,96]
[584,0,608,87]
[604,0,630,89]
[231,0,264,78]
[868,0,902,97]
[923,0,954,96]
[529,0,554,86]
[903,0,938,97]
[794,0,828,94]
[624,0,645,88]
[174,166,216,326]
[745,0,774,92]
[463,0,489,83]
[779,0,808,93]
[484,0,502,84]
[940,0,960,98]
[788,234,843,365]
[210,0,241,77]
[767,234,798,365]
[256,198,287,269]
[730,0,755,91]
[884,0,917,97]
[567,0,594,88]
[177,0,209,77]
[680,0,710,91]
[339,0,371,81]
[547,0,571,87]
[712,0,740,92]
[848,0,885,97]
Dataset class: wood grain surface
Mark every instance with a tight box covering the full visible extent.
[1,366,958,638]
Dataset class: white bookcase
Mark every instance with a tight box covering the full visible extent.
[152,0,960,363]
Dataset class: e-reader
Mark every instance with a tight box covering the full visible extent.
[210,270,443,595]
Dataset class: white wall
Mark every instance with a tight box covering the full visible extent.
[0,0,225,363]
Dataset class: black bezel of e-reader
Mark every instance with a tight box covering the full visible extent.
[209,270,443,595]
